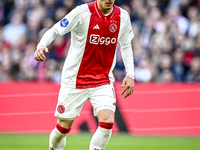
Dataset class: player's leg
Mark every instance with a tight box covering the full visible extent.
[89,109,114,150]
[89,84,116,150]
[49,119,74,150]
[50,85,89,150]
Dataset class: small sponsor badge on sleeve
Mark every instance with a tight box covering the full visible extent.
[60,18,69,27]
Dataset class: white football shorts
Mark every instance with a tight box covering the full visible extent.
[55,84,116,120]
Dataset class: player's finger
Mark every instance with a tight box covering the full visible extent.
[34,52,39,60]
[124,87,132,98]
[121,85,128,96]
[35,53,42,61]
[44,47,49,53]
[121,79,126,87]
[39,50,46,60]
[124,92,130,99]
[34,51,44,61]
[124,84,134,98]
[36,50,45,61]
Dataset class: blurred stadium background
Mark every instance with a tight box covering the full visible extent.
[0,0,200,149]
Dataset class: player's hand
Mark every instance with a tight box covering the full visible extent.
[34,47,49,61]
[121,76,134,99]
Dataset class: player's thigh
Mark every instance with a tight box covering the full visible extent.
[89,84,116,118]
[55,85,89,120]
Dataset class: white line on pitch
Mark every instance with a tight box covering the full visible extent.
[0,111,54,116]
[120,107,200,113]
[0,110,92,116]
[0,88,200,98]
[1,107,199,117]
[116,89,200,94]
[0,93,58,98]
[130,126,200,131]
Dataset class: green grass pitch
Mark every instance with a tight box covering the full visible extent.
[0,133,199,150]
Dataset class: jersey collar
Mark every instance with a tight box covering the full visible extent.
[94,1,115,19]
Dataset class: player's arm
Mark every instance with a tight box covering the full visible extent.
[34,5,83,61]
[119,10,135,99]
[120,41,135,99]
[34,16,73,62]
[34,28,59,61]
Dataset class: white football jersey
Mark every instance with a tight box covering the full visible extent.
[38,1,134,88]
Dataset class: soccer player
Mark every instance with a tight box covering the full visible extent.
[34,0,134,150]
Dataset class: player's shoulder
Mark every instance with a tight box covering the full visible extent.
[119,7,131,20]
[74,3,89,11]
[70,3,90,16]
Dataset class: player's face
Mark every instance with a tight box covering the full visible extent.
[97,0,115,14]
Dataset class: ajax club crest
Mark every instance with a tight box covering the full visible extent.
[109,21,117,33]
[57,104,65,114]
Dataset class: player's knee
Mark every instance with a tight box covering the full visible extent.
[97,110,114,129]
[100,116,114,124]
[56,118,74,134]
[97,109,115,123]
[57,118,74,129]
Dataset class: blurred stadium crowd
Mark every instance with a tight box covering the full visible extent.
[0,0,200,83]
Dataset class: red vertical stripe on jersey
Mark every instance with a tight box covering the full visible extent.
[76,2,121,88]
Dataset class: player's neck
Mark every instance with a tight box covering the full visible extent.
[96,1,113,15]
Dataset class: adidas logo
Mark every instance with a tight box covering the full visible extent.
[93,24,100,29]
